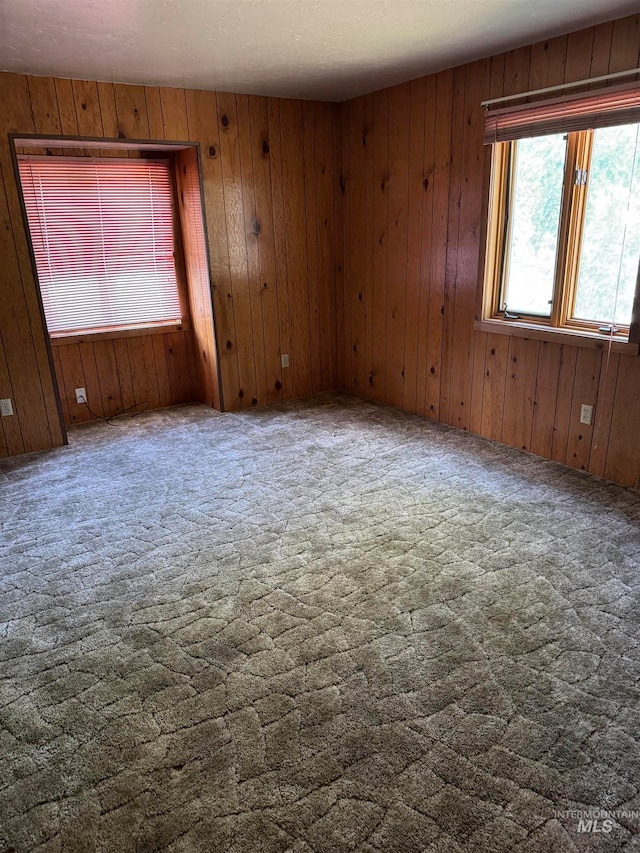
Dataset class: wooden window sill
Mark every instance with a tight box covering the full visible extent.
[475,318,639,355]
[50,322,187,347]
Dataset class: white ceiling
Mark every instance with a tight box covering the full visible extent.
[0,0,637,102]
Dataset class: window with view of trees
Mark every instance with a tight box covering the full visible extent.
[482,84,640,345]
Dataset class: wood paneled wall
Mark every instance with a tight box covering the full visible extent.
[0,73,340,455]
[52,332,195,426]
[338,13,640,489]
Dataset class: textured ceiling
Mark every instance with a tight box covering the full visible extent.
[1,0,637,102]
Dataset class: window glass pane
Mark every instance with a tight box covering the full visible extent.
[502,133,566,316]
[574,123,640,326]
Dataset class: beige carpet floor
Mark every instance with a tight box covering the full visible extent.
[1,392,639,853]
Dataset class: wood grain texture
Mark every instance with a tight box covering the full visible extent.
[280,99,313,400]
[334,105,345,392]
[53,332,192,425]
[0,71,340,455]
[348,96,366,396]
[403,78,426,415]
[217,91,257,408]
[371,90,389,403]
[386,84,410,410]
[338,12,640,489]
[425,71,453,420]
[248,95,284,404]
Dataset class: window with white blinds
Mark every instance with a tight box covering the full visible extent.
[18,157,182,336]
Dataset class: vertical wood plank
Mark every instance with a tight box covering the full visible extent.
[340,101,353,395]
[217,91,257,408]
[237,93,267,405]
[564,27,595,88]
[385,84,410,409]
[302,100,322,394]
[530,341,563,459]
[550,345,579,464]
[152,335,172,408]
[27,76,62,134]
[402,78,426,414]
[279,99,312,399]
[248,95,284,403]
[72,80,104,137]
[469,53,505,435]
[144,87,165,140]
[165,331,193,404]
[605,357,640,487]
[50,346,70,430]
[439,67,466,425]
[114,83,151,140]
[590,22,614,82]
[57,344,91,423]
[314,101,338,392]
[503,45,532,98]
[502,337,540,451]
[589,351,620,478]
[481,335,509,442]
[608,15,640,73]
[54,78,79,136]
[565,348,601,470]
[371,90,389,402]
[266,98,293,399]
[334,104,345,390]
[529,36,567,91]
[127,336,161,409]
[469,333,488,436]
[363,93,375,398]
[92,339,123,417]
[78,341,103,419]
[96,82,119,138]
[159,87,189,140]
[449,58,491,432]
[415,76,436,417]
[348,96,367,395]
[113,339,136,411]
[424,70,453,419]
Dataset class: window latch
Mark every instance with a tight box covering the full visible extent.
[574,169,588,186]
[598,324,620,335]
[502,304,520,320]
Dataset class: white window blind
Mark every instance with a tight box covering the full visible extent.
[18,157,182,336]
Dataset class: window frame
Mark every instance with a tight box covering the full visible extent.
[16,151,190,342]
[478,85,640,355]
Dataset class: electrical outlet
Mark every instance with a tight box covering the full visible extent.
[0,398,13,417]
[580,403,593,425]
[75,387,87,404]
[281,354,290,368]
